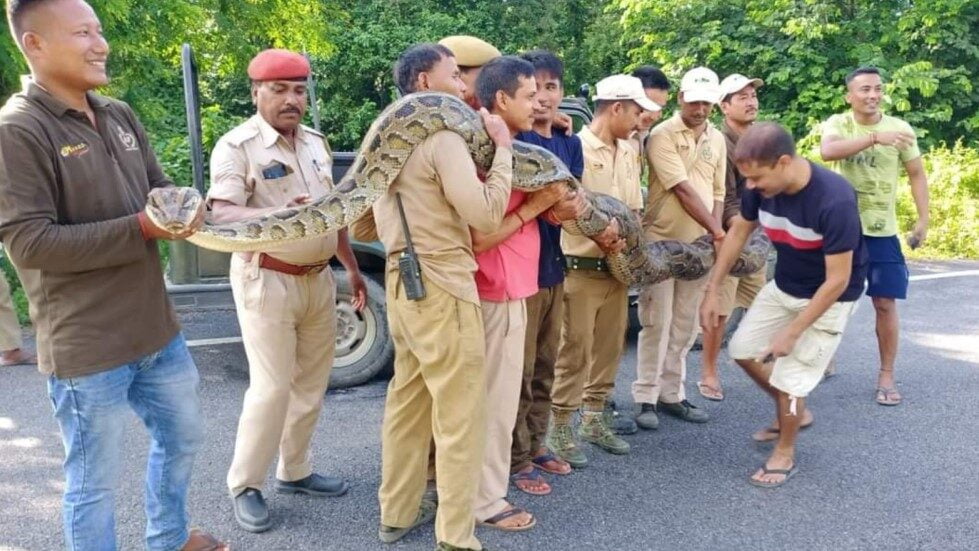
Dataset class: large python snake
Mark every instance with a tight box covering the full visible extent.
[146,92,771,287]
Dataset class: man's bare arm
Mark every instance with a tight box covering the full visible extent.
[672,181,724,238]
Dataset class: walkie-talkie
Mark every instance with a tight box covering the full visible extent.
[395,193,426,300]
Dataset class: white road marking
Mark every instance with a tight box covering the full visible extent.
[186,336,242,347]
[909,270,979,282]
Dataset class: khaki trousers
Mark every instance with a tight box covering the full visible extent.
[474,299,526,521]
[632,275,708,405]
[378,273,485,551]
[227,255,337,496]
[551,270,629,418]
[0,273,22,351]
[511,283,563,471]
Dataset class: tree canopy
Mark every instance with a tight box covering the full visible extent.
[1,0,977,184]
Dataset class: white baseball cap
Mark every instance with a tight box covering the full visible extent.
[720,73,764,98]
[679,67,722,104]
[592,74,662,112]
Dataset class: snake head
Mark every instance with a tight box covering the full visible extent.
[144,187,204,234]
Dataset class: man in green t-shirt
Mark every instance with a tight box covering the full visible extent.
[820,66,930,407]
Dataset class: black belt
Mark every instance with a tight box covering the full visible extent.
[565,255,608,272]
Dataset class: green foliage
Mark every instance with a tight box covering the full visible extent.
[0,0,977,279]
[0,256,30,326]
[615,0,979,149]
[898,142,979,259]
[314,0,623,150]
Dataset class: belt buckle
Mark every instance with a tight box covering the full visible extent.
[307,263,327,275]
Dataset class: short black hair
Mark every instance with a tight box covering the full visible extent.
[475,55,535,110]
[734,122,796,167]
[7,0,55,44]
[393,43,454,95]
[632,65,670,91]
[520,49,564,85]
[845,66,881,86]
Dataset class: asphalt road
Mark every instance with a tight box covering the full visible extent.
[2,260,978,551]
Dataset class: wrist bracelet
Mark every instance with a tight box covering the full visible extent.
[514,210,527,225]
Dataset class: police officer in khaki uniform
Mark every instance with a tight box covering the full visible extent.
[0,253,34,366]
[633,67,727,430]
[207,49,367,533]
[352,41,513,551]
[547,75,660,467]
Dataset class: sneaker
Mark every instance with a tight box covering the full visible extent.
[378,499,436,543]
[657,399,710,423]
[578,411,630,455]
[635,402,659,430]
[605,400,638,435]
[546,421,588,469]
[233,488,272,533]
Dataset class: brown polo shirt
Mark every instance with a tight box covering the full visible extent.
[350,131,512,305]
[0,82,180,378]
[721,120,745,228]
[642,113,726,242]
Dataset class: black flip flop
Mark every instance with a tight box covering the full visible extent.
[748,464,798,488]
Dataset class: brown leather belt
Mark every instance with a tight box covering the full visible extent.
[258,253,329,276]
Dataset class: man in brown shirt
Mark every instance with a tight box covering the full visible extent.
[207,49,367,533]
[633,67,726,431]
[353,43,512,551]
[697,73,767,402]
[0,1,225,550]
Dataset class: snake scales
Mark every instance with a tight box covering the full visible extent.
[146,92,771,287]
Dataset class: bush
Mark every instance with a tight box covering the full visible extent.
[0,255,30,326]
[897,142,979,259]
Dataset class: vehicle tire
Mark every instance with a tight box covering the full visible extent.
[329,269,393,389]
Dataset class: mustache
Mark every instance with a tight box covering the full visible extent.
[280,107,301,115]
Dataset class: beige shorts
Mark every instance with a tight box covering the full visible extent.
[728,281,856,398]
[719,267,767,316]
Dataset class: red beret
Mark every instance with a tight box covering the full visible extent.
[247,49,310,81]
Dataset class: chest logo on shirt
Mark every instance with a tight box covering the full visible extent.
[114,124,139,152]
[59,142,90,158]
[700,145,713,161]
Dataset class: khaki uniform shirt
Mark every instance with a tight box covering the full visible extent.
[562,127,643,259]
[0,83,179,378]
[208,115,338,265]
[642,114,726,242]
[350,131,512,305]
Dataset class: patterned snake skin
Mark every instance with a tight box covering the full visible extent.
[145,92,771,287]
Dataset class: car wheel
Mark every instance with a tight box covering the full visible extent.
[329,269,393,389]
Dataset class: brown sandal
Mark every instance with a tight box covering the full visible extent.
[181,529,229,551]
[479,506,537,532]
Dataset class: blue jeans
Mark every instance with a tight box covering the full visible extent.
[48,334,203,551]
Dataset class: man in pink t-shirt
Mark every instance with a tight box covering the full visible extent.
[469,56,575,533]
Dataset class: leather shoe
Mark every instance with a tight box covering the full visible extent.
[274,472,350,497]
[657,399,710,423]
[635,402,659,430]
[233,488,271,533]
